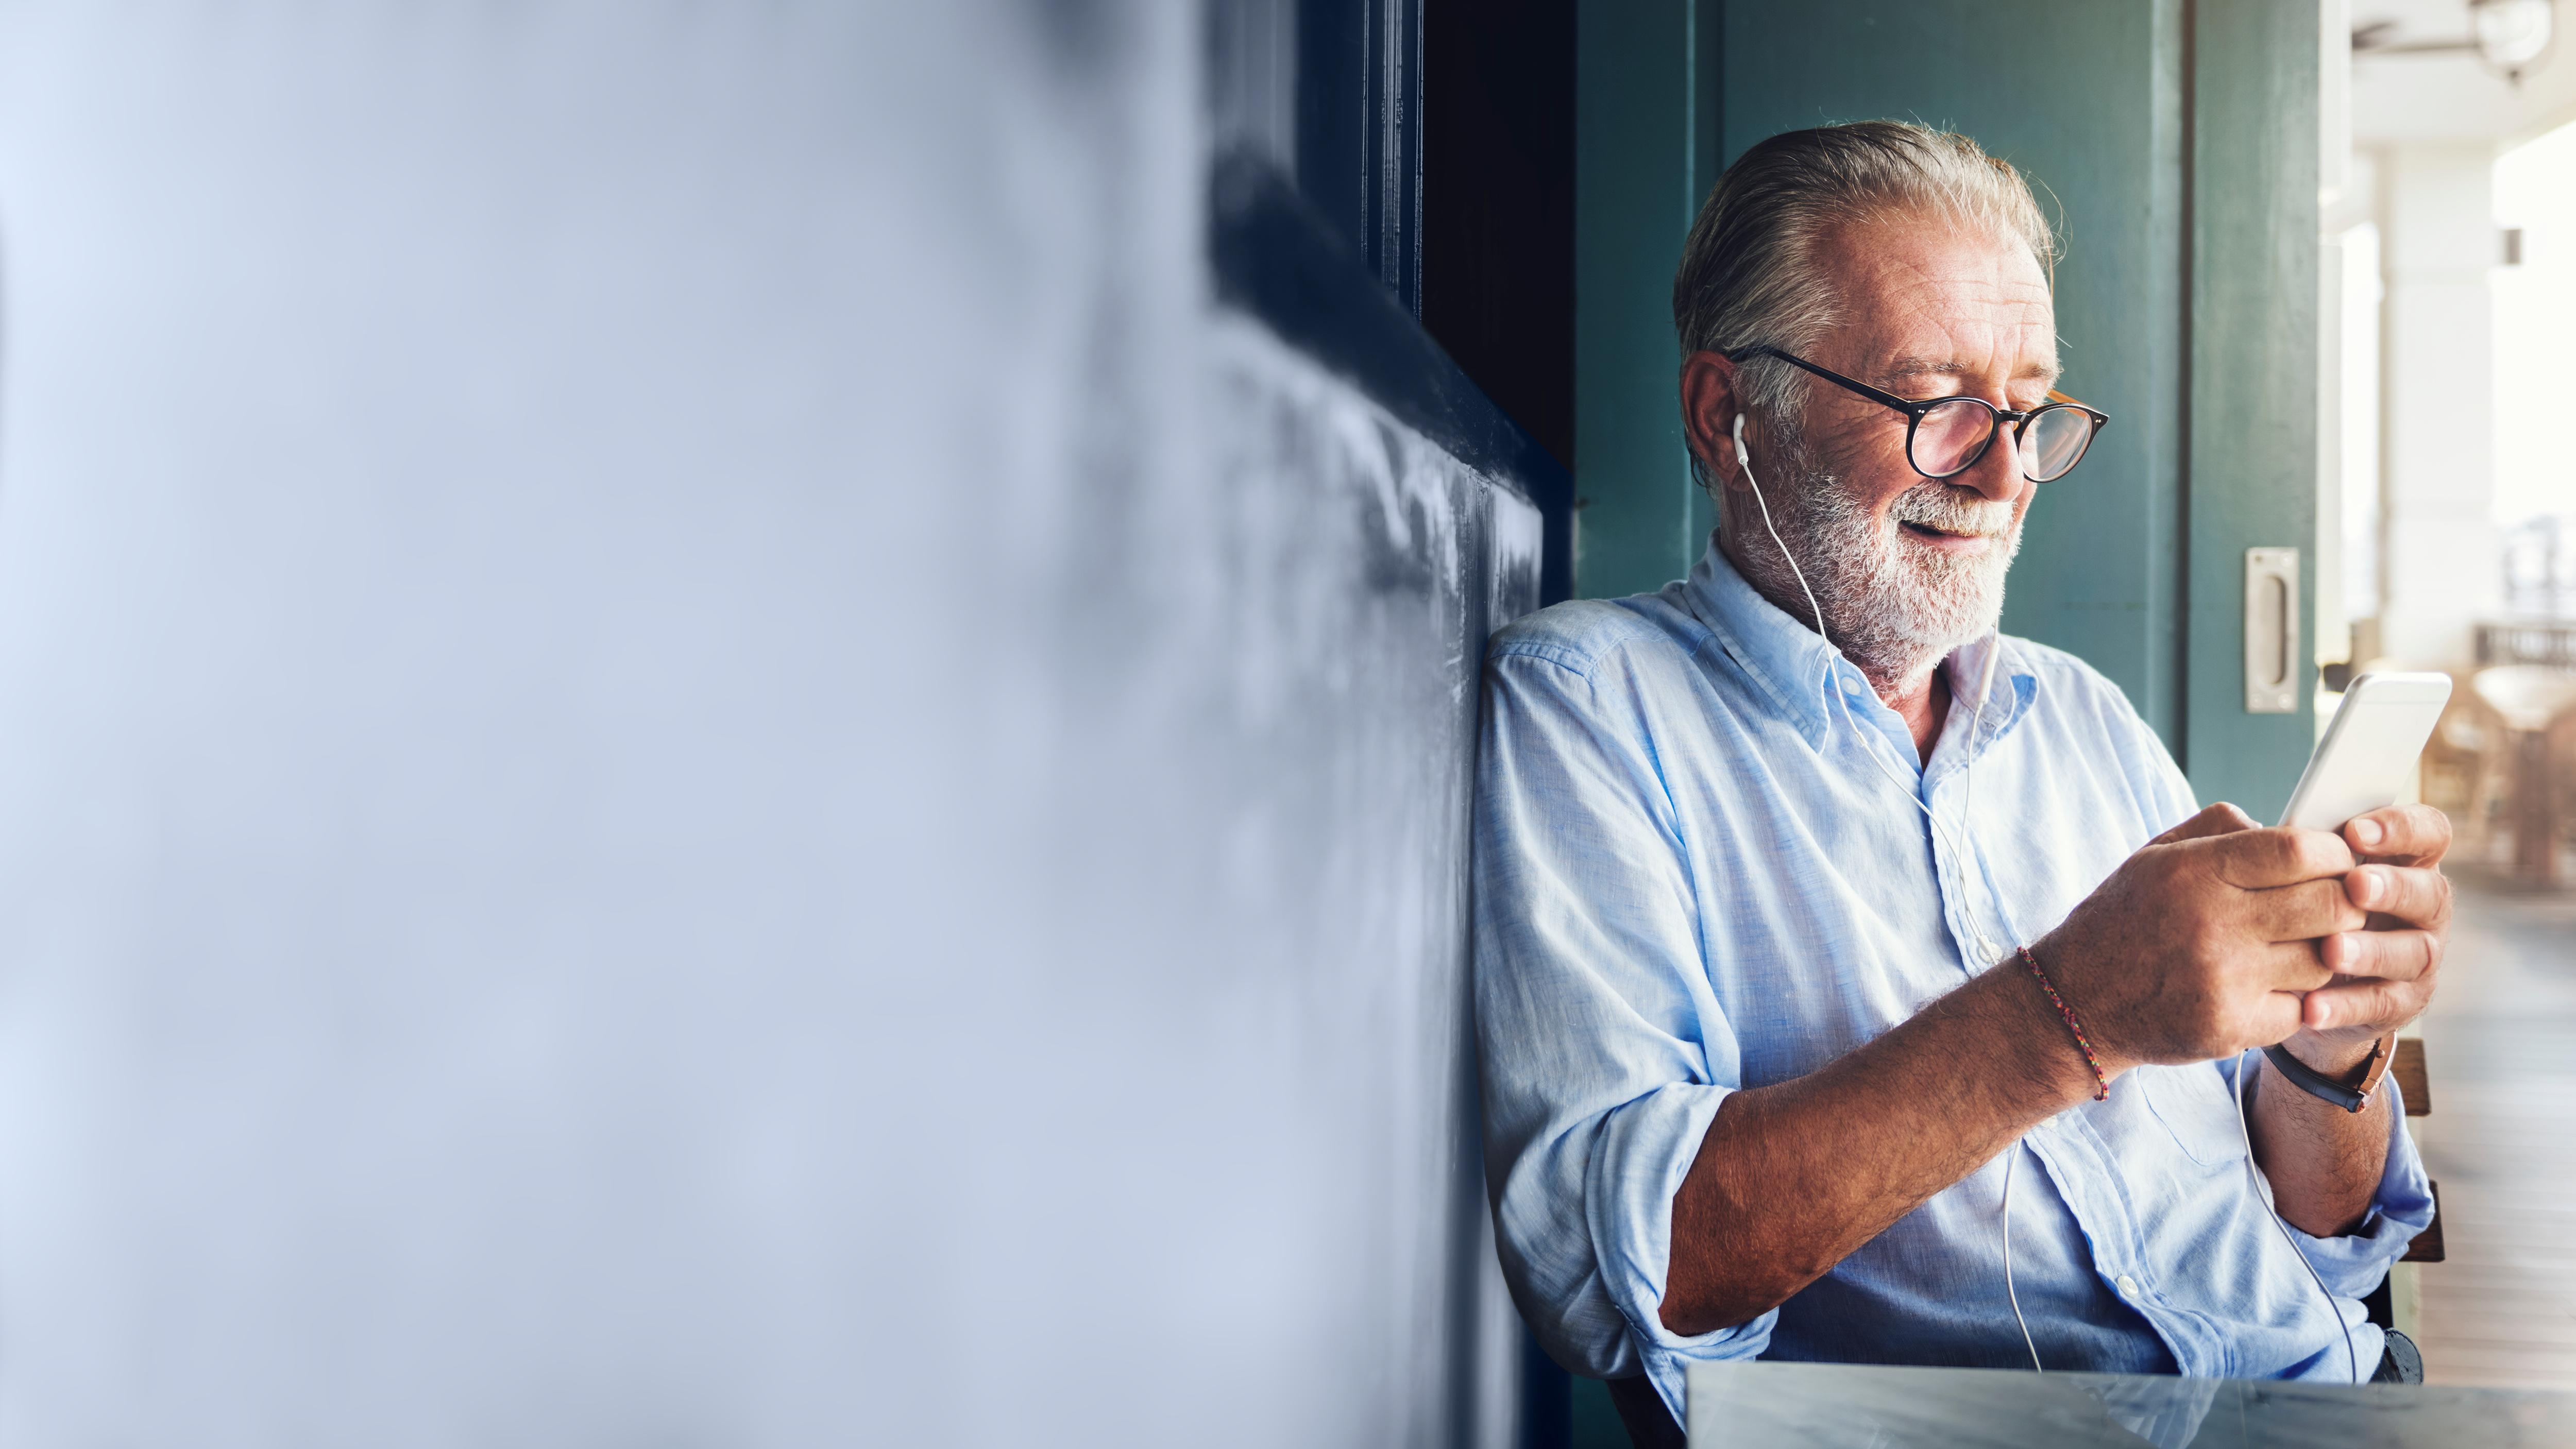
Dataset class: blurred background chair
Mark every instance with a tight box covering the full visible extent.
[2419,669,2506,856]
[2469,665,2576,884]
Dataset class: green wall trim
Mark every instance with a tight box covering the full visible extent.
[2182,0,2320,822]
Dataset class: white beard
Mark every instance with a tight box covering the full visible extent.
[1733,463,2021,694]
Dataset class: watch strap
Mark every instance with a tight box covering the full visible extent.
[2262,1034,2396,1114]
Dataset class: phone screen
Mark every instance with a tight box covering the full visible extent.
[2276,673,2453,833]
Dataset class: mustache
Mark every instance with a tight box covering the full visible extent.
[1889,483,2016,537]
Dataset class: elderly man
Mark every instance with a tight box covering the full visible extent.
[1473,122,2442,1441]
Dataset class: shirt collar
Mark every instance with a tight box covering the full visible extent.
[1680,533,1848,746]
[1928,632,2041,780]
[1679,533,2040,760]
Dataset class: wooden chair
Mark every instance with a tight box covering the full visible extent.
[2393,1038,2442,1265]
[2470,666,2576,884]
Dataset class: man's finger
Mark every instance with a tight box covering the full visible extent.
[2208,827,2356,891]
[2246,991,2310,1051]
[2318,927,2443,983]
[2242,877,2369,944]
[2341,803,2452,866]
[2343,863,2452,932]
[2152,802,2260,847]
[2301,975,2430,1034]
[2249,939,2337,995]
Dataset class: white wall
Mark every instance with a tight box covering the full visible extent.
[2374,144,2501,666]
[2492,118,2576,531]
[0,5,1532,1443]
[2335,221,2383,628]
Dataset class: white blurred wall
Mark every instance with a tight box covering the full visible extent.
[0,5,1531,1443]
[2374,144,2501,666]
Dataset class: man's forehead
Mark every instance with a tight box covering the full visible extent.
[1820,221,2058,378]
[1848,245,2052,325]
[1826,214,2050,289]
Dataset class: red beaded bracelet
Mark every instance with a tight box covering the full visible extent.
[2018,945,2108,1101]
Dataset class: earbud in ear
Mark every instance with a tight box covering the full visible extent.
[1731,414,1750,466]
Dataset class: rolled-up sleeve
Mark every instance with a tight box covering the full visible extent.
[1472,641,1772,1397]
[2284,1075,2437,1298]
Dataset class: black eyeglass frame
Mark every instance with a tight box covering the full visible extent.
[1721,344,2111,483]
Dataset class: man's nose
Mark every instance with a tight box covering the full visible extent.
[1953,420,2031,503]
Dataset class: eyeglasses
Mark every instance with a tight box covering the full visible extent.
[1722,345,2110,484]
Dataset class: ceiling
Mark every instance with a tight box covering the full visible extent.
[2349,0,2576,146]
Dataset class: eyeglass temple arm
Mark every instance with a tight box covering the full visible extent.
[1723,345,1920,412]
[2046,387,2108,422]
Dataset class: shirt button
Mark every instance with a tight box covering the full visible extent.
[2116,1274,2140,1298]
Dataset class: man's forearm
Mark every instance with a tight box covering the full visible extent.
[2248,1041,2392,1238]
[1658,959,2101,1336]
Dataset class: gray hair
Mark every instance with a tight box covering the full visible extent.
[1672,122,2057,485]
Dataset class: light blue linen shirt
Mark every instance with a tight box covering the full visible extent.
[1473,539,2432,1423]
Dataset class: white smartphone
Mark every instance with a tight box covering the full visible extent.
[2276,672,2454,832]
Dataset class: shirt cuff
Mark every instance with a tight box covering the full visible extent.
[2284,1075,2436,1299]
[1584,1081,1776,1426]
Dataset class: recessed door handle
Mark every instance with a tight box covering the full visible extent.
[2244,547,2299,714]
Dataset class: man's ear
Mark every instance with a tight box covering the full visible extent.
[1680,351,1746,491]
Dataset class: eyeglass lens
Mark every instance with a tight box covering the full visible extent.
[1908,399,2096,483]
[2019,406,2095,483]
[1909,399,1995,478]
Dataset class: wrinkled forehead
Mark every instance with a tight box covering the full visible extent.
[1812,215,2058,379]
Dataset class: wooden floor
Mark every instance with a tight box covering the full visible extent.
[2413,860,2576,1390]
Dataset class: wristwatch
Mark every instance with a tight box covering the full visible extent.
[2262,1034,2396,1114]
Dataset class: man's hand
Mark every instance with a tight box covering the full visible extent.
[2248,803,2450,1236]
[2031,800,2449,1240]
[2293,803,2452,1067]
[2031,803,2368,1076]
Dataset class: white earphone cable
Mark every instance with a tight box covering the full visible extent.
[1732,413,2008,963]
[2232,1048,2364,1384]
[1737,411,2044,1368]
[2001,1143,2044,1372]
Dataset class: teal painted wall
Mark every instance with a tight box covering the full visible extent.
[1573,0,2318,811]
[1572,0,1718,601]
